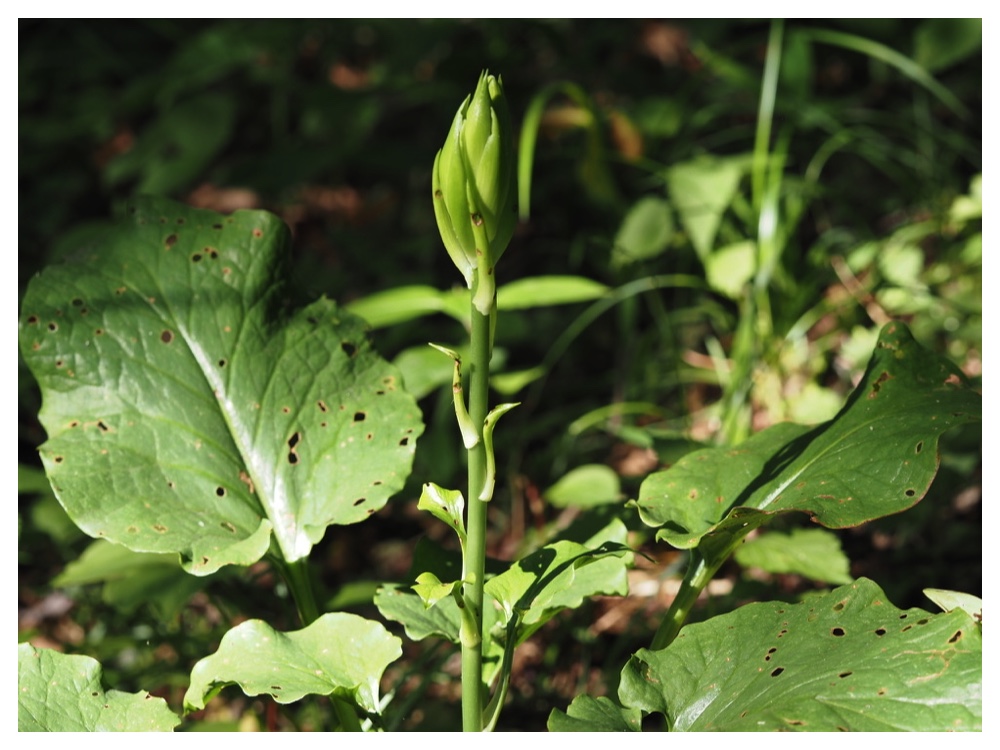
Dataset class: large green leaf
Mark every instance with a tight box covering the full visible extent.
[53,539,205,618]
[183,614,401,715]
[633,322,981,549]
[18,644,180,731]
[619,579,981,731]
[19,197,423,573]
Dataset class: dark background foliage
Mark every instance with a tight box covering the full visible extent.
[19,19,981,730]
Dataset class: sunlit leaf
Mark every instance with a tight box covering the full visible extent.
[19,196,423,573]
[634,322,981,549]
[620,579,981,731]
[18,644,179,731]
[183,614,401,715]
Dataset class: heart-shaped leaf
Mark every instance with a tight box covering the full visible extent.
[633,322,980,549]
[19,197,423,573]
[619,578,982,731]
[183,614,401,715]
[18,644,180,731]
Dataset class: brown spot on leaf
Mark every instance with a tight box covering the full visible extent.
[165,234,177,248]
[161,330,174,343]
[868,370,893,398]
[239,470,255,494]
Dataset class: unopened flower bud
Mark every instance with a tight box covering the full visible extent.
[432,70,516,314]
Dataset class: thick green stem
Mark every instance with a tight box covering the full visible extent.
[280,557,320,627]
[462,299,492,731]
[650,526,759,651]
[278,558,361,732]
[649,552,719,651]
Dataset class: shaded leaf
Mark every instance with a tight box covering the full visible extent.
[485,519,631,628]
[374,583,462,643]
[183,614,401,715]
[734,528,852,585]
[612,196,673,266]
[53,539,204,618]
[544,464,621,508]
[18,644,179,732]
[392,345,453,400]
[548,695,641,732]
[620,579,981,731]
[104,94,237,195]
[19,196,423,573]
[913,18,982,73]
[345,285,451,329]
[666,155,748,261]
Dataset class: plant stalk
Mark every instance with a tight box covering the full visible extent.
[278,557,361,732]
[280,557,320,626]
[650,527,758,651]
[649,552,718,651]
[462,299,493,731]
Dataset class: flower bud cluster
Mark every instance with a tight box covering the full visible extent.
[432,70,516,314]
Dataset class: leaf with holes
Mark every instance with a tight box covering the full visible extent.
[18,196,423,573]
[619,578,981,731]
[18,644,180,731]
[183,613,401,715]
[632,321,980,550]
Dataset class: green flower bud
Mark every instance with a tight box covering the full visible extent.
[432,70,516,314]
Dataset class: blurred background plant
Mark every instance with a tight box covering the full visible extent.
[19,19,981,730]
